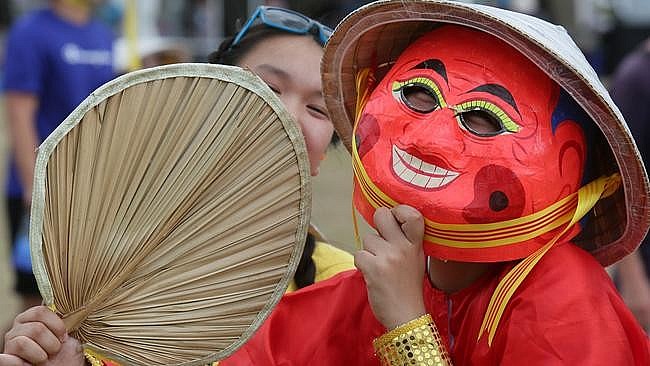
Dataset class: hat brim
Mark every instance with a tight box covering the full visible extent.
[322,0,650,265]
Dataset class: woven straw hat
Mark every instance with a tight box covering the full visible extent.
[30,63,310,365]
[322,0,650,266]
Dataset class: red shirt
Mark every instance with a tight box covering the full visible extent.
[220,242,650,365]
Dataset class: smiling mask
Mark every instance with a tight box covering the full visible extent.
[352,25,594,262]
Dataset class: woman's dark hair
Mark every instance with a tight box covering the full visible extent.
[294,233,317,289]
[208,25,293,67]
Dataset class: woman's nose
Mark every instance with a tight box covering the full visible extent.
[280,96,305,130]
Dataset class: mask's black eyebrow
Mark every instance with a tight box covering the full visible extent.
[467,84,520,114]
[411,59,447,83]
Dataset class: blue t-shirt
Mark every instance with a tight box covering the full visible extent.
[3,8,114,197]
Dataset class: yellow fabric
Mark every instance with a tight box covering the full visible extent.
[286,241,355,292]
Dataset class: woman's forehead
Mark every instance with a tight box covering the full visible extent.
[241,35,324,93]
[243,34,323,64]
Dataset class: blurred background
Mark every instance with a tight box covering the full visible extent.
[2,0,648,77]
[0,0,648,331]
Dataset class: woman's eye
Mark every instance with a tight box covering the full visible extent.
[459,110,503,135]
[401,84,439,113]
[308,105,329,119]
[268,84,281,94]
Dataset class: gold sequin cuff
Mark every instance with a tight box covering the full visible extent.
[373,314,452,366]
[83,349,121,366]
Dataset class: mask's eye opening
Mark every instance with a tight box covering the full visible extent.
[401,84,440,113]
[458,109,504,136]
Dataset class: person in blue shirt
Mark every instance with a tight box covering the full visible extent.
[2,0,114,314]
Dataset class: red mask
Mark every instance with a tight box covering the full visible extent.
[353,25,586,261]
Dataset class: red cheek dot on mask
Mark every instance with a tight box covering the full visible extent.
[463,164,525,224]
[356,113,380,159]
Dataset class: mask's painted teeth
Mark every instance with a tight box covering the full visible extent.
[392,145,460,189]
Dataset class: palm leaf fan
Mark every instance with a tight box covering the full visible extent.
[29,63,311,365]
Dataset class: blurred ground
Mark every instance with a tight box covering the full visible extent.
[312,144,370,253]
[0,96,365,332]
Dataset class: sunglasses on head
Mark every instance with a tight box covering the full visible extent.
[231,6,333,48]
